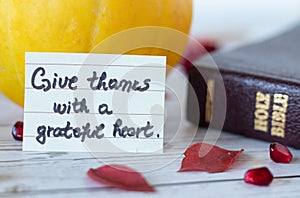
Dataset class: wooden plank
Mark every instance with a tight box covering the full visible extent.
[0,127,299,194]
[0,67,299,197]
[1,174,300,197]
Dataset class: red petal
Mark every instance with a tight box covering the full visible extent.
[87,165,155,192]
[178,143,244,173]
[244,167,273,186]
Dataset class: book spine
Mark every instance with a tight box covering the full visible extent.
[187,66,300,148]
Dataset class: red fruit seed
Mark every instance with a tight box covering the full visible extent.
[12,121,23,141]
[244,167,273,186]
[270,142,293,163]
[180,37,219,73]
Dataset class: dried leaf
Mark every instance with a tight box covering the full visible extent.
[179,143,244,173]
[87,164,155,192]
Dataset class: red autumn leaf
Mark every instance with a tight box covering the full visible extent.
[87,164,155,192]
[178,142,244,173]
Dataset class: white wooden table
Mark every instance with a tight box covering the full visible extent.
[0,67,299,198]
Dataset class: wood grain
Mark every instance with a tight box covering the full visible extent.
[0,67,299,197]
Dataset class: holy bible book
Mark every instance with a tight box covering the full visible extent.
[187,24,300,148]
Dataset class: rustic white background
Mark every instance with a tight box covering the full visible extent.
[1,1,300,197]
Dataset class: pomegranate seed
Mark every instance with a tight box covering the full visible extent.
[180,38,219,73]
[12,121,23,141]
[270,142,293,163]
[244,167,273,186]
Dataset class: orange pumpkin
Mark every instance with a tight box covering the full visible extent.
[0,0,192,106]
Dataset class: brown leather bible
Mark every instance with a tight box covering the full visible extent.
[187,24,300,148]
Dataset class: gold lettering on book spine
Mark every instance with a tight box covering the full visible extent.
[254,91,270,132]
[271,93,288,138]
[254,91,289,138]
[205,80,215,123]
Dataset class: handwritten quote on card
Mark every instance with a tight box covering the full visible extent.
[23,53,166,152]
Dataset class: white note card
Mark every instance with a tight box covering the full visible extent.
[23,53,166,153]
